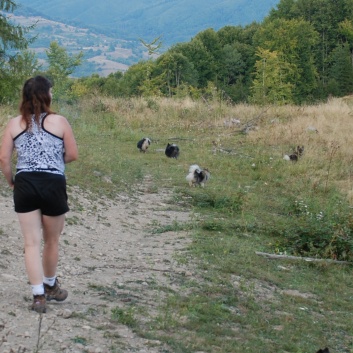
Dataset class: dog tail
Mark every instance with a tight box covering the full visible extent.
[189,164,200,173]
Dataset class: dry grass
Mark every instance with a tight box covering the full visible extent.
[3,96,353,202]
[101,95,353,204]
[241,97,353,203]
[248,98,353,151]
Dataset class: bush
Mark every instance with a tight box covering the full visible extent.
[277,199,353,260]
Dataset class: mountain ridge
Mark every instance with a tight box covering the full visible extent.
[17,0,279,45]
[11,0,280,77]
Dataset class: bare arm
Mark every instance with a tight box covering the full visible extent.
[62,118,78,164]
[0,121,15,188]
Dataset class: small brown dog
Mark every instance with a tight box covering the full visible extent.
[284,145,304,161]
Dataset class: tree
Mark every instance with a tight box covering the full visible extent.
[155,51,197,96]
[217,23,259,102]
[0,1,29,59]
[327,42,353,96]
[45,41,83,100]
[139,36,162,96]
[117,61,150,96]
[0,50,39,100]
[250,48,294,105]
[46,41,83,78]
[173,39,215,87]
[268,0,353,95]
[338,19,353,70]
[218,44,245,86]
[254,18,318,103]
[0,0,36,101]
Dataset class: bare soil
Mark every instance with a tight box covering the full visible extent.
[0,179,193,353]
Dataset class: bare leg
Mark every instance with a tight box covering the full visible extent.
[17,210,43,285]
[42,214,65,278]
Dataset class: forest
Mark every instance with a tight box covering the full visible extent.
[2,0,353,104]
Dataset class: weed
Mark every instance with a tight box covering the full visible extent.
[111,307,137,328]
[66,215,80,225]
[88,283,118,300]
[71,336,88,345]
[151,220,192,234]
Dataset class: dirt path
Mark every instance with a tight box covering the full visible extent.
[0,180,193,353]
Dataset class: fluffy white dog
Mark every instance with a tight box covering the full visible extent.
[186,164,210,187]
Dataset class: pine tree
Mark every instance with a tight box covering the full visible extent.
[0,0,36,101]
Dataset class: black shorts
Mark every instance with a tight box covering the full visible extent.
[14,172,69,216]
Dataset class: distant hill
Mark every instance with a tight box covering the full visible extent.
[16,0,279,45]
[8,13,141,77]
[10,0,280,77]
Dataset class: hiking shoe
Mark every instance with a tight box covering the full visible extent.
[44,278,68,302]
[31,294,46,313]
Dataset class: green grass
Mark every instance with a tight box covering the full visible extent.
[1,96,353,352]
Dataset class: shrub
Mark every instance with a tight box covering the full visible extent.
[277,199,353,260]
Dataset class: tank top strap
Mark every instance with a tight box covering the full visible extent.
[39,112,49,128]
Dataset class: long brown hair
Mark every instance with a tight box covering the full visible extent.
[20,76,54,130]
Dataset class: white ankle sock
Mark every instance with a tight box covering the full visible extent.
[43,276,56,287]
[31,284,44,296]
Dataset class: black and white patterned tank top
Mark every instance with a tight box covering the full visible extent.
[14,113,65,175]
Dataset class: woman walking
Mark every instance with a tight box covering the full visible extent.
[0,75,78,313]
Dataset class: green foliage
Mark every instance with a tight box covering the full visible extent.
[250,48,294,105]
[46,41,83,78]
[45,41,83,102]
[327,42,353,96]
[277,198,353,260]
[88,283,119,300]
[0,0,37,101]
[176,38,216,87]
[111,307,137,328]
[268,0,353,97]
[186,189,245,214]
[151,221,193,235]
[115,61,149,96]
[155,51,198,97]
[71,336,87,345]
[253,18,318,103]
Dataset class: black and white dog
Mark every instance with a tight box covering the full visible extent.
[284,145,304,161]
[165,143,180,159]
[137,137,151,153]
[186,164,210,187]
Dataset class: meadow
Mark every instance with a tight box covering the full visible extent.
[1,95,353,352]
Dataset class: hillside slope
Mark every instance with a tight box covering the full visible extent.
[17,0,279,44]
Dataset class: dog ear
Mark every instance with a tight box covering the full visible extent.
[316,348,330,353]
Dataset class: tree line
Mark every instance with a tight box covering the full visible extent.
[2,0,353,105]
